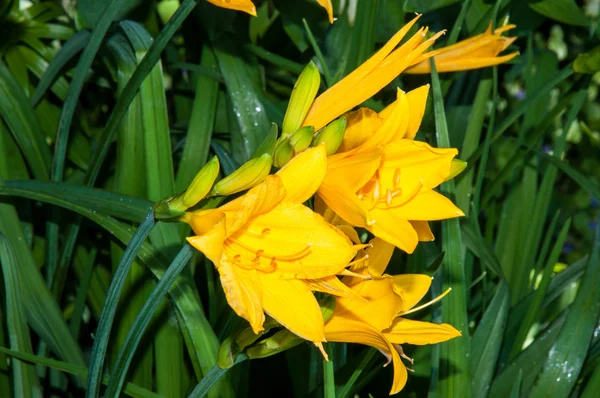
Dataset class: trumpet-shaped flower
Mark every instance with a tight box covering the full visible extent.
[324,239,461,394]
[206,0,256,15]
[185,146,359,347]
[405,21,518,74]
[318,87,464,253]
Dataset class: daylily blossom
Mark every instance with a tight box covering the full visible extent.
[185,146,360,351]
[207,0,257,15]
[317,87,464,253]
[405,21,518,74]
[324,238,461,394]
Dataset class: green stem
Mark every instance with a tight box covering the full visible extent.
[323,344,335,398]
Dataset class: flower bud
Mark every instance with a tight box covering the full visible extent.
[154,156,219,219]
[290,126,315,154]
[282,61,321,137]
[445,159,467,181]
[245,329,303,360]
[211,153,273,196]
[273,138,294,168]
[312,117,346,155]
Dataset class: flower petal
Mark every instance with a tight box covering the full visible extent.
[383,318,461,345]
[365,237,395,277]
[392,190,464,221]
[391,274,432,311]
[338,108,383,153]
[305,276,361,298]
[257,273,325,342]
[217,254,264,333]
[206,0,256,16]
[379,85,430,140]
[379,140,457,201]
[410,221,434,241]
[326,148,382,193]
[318,183,368,228]
[367,208,419,253]
[231,202,356,279]
[315,0,334,23]
[187,212,227,264]
[276,145,327,203]
[336,278,403,330]
[357,89,409,152]
[303,15,424,130]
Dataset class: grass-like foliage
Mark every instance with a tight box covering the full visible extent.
[1,0,600,397]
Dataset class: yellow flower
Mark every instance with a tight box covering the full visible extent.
[324,239,461,395]
[316,0,334,23]
[301,16,517,131]
[185,146,359,349]
[405,21,518,74]
[206,0,256,16]
[317,87,464,253]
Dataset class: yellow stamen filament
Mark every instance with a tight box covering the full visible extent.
[399,287,452,316]
[229,239,313,270]
[337,268,371,279]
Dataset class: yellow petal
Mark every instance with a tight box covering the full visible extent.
[391,274,432,311]
[230,202,356,279]
[383,318,461,345]
[392,190,464,221]
[317,183,368,228]
[338,108,383,153]
[315,0,334,23]
[217,254,265,333]
[357,89,409,152]
[305,275,361,298]
[303,15,427,130]
[186,212,226,264]
[257,272,325,342]
[379,85,429,141]
[276,145,327,203]
[364,237,395,277]
[410,221,435,241]
[218,175,286,233]
[367,208,419,253]
[206,0,257,16]
[335,278,403,330]
[378,140,458,202]
[324,314,408,394]
[326,148,382,193]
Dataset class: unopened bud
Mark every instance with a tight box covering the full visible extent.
[290,126,315,154]
[246,329,303,359]
[273,138,294,168]
[445,159,467,181]
[182,156,220,207]
[282,61,321,137]
[154,156,220,219]
[211,153,273,196]
[312,117,346,155]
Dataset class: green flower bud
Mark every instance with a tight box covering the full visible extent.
[290,126,315,154]
[246,329,303,360]
[273,138,294,168]
[312,117,346,155]
[282,61,321,137]
[154,156,219,219]
[211,153,273,196]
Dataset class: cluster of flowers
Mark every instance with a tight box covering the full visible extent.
[158,15,517,394]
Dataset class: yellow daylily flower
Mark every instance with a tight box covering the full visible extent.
[324,239,461,395]
[300,16,517,132]
[405,21,518,74]
[185,146,359,348]
[206,0,257,16]
[318,87,464,253]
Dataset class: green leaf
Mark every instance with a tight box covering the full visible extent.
[404,0,460,12]
[471,282,509,397]
[0,62,51,180]
[0,180,152,222]
[0,347,165,398]
[431,59,471,398]
[574,45,600,74]
[32,30,91,106]
[0,234,41,397]
[77,0,144,29]
[527,0,589,26]
[105,244,194,397]
[529,221,600,397]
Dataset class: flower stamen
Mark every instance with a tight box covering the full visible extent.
[399,287,452,316]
